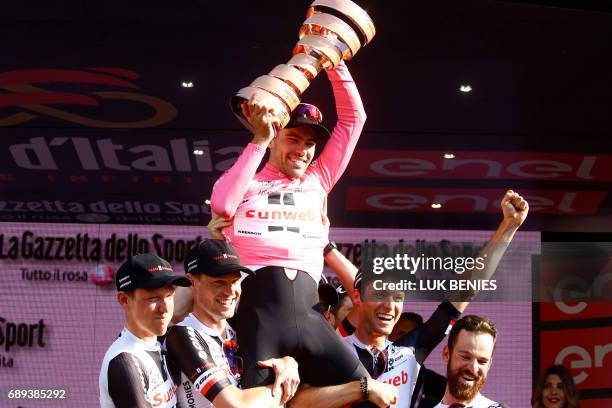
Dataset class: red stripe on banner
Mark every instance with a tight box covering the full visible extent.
[0,92,99,108]
[581,398,612,408]
[0,69,139,89]
[540,302,612,322]
[346,188,606,215]
[348,150,612,182]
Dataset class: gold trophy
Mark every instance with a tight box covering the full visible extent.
[230,0,376,131]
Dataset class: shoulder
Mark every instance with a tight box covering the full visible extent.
[165,324,218,369]
[338,317,356,337]
[106,351,145,375]
[342,333,357,346]
[101,333,136,369]
[165,325,200,350]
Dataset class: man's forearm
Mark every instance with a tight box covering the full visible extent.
[451,219,519,312]
[214,384,281,408]
[324,247,358,295]
[471,218,519,280]
[315,62,366,193]
[289,382,363,408]
[327,61,366,124]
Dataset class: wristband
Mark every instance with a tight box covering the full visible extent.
[323,241,337,256]
[360,376,368,400]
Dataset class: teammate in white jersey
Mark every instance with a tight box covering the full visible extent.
[289,191,529,408]
[99,254,191,408]
[164,239,300,408]
[433,315,507,408]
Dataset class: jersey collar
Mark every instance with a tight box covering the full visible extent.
[184,313,229,340]
[262,162,298,180]
[121,327,159,351]
[439,393,488,407]
[348,332,392,357]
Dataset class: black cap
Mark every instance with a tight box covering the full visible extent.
[354,268,364,289]
[116,254,191,291]
[184,239,254,277]
[286,103,330,142]
[318,283,339,308]
[286,116,330,142]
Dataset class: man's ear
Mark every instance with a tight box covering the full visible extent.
[323,310,334,325]
[443,345,450,364]
[117,292,129,307]
[268,133,279,149]
[352,287,361,305]
[186,273,197,285]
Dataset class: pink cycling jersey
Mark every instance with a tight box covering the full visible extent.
[211,62,365,282]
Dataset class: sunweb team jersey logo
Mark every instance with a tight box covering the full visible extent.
[0,68,177,128]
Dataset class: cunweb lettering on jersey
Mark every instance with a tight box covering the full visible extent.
[345,336,420,408]
[245,209,317,221]
[383,369,409,387]
[150,380,176,408]
[234,190,326,242]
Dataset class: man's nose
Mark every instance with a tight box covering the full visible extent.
[466,359,479,375]
[158,299,170,314]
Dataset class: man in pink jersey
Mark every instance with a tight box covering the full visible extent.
[211,60,373,392]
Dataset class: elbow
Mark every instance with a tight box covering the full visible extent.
[351,111,366,136]
[287,396,307,408]
[211,204,232,219]
[209,196,233,219]
[355,109,367,127]
[288,385,313,408]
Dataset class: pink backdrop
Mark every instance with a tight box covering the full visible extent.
[0,222,538,407]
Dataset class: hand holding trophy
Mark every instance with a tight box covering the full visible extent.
[230,0,376,132]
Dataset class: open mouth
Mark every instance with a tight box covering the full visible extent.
[547,397,561,404]
[376,313,394,323]
[289,157,307,166]
[459,374,477,385]
[217,298,236,308]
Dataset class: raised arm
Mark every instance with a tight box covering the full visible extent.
[324,243,358,299]
[211,96,279,217]
[397,301,461,365]
[314,61,367,193]
[451,190,529,313]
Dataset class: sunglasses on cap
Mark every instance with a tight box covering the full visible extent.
[291,103,323,124]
